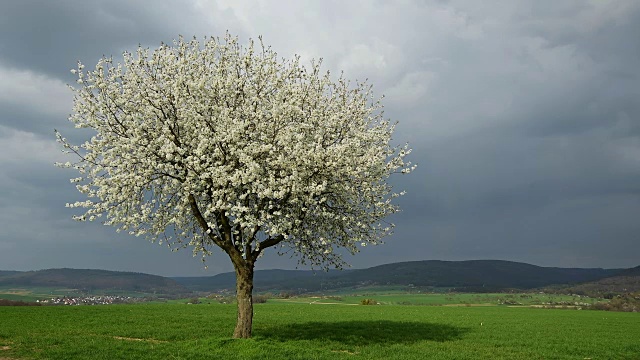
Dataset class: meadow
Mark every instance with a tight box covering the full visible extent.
[270,291,596,307]
[0,287,80,302]
[1,300,638,359]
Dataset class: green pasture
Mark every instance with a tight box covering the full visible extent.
[1,302,638,359]
[271,292,600,306]
[0,286,79,302]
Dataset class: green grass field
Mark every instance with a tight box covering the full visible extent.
[0,286,80,302]
[271,292,597,306]
[1,302,638,359]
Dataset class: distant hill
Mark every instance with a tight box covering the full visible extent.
[0,270,21,276]
[173,260,625,293]
[0,268,190,295]
[2,261,633,297]
[557,276,640,297]
[334,260,620,289]
[616,265,640,277]
[173,269,346,292]
[544,266,640,297]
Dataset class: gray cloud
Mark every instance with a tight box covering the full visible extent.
[0,1,639,276]
[0,0,231,77]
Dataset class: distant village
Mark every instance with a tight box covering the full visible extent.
[38,295,136,306]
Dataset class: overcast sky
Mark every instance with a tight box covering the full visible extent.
[1,0,639,276]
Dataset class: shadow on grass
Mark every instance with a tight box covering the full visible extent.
[257,321,469,345]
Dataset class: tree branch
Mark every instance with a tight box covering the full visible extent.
[187,194,226,250]
[254,234,284,260]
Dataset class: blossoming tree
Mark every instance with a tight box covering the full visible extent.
[57,34,414,338]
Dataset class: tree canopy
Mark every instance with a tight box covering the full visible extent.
[57,34,414,337]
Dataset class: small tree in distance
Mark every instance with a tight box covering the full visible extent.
[56,34,414,338]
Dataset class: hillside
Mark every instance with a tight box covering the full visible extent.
[334,260,620,289]
[543,266,640,297]
[2,261,633,297]
[0,270,21,276]
[616,265,640,277]
[0,268,191,295]
[173,269,346,292]
[173,260,625,293]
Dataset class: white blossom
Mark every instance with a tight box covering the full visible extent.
[56,33,413,270]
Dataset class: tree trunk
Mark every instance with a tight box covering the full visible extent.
[233,263,254,338]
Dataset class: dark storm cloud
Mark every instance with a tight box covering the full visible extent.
[369,0,640,271]
[0,0,639,276]
[0,0,228,77]
[0,102,64,137]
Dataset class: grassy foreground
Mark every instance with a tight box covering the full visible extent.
[0,302,638,359]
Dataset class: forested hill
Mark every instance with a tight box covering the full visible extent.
[2,261,632,295]
[335,260,621,289]
[173,260,626,292]
[0,268,189,295]
[0,270,21,276]
[173,269,349,292]
[617,265,640,277]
